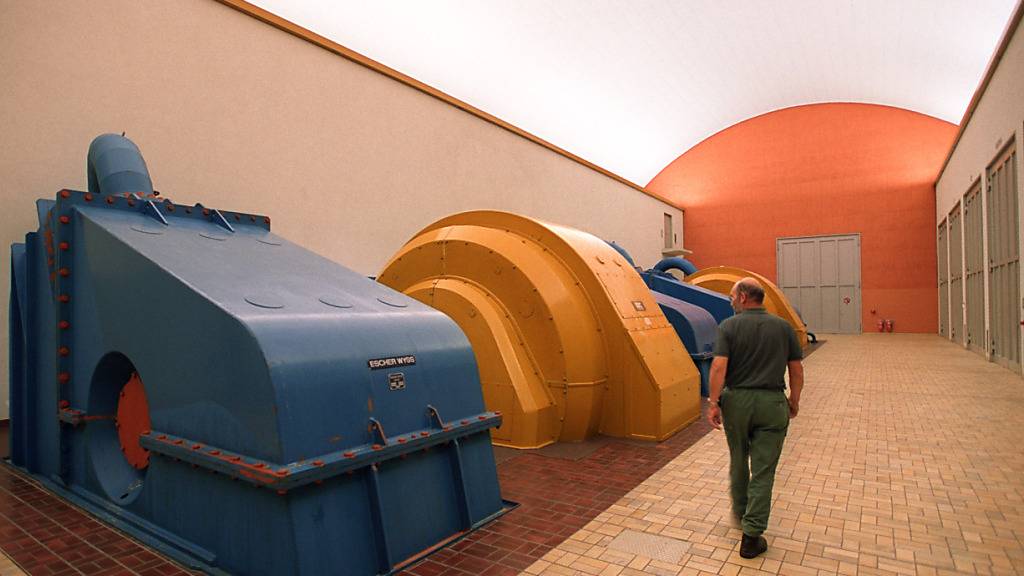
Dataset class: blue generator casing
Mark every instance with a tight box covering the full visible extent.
[641,270,734,325]
[642,271,732,396]
[8,135,506,575]
[603,243,733,396]
[650,292,718,397]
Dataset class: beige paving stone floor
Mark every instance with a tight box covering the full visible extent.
[525,334,1024,576]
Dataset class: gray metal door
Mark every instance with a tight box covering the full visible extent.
[938,220,948,337]
[964,183,985,354]
[987,144,1020,371]
[777,234,861,334]
[949,203,964,345]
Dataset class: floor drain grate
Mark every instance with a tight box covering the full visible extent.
[607,529,691,563]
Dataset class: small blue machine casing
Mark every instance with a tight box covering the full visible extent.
[9,135,506,575]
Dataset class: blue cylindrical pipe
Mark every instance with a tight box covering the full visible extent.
[604,240,637,268]
[653,256,698,277]
[87,134,154,196]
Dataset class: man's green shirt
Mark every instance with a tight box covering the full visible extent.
[713,308,802,390]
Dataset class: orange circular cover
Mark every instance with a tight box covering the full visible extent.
[117,372,151,470]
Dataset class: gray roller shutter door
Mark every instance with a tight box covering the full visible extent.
[777,234,861,334]
[938,220,948,337]
[964,183,985,354]
[987,145,1020,372]
[949,203,964,345]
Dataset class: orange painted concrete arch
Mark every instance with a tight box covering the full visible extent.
[647,103,958,333]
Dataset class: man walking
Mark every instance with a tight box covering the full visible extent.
[706,277,804,559]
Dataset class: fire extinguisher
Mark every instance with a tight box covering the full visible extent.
[877,319,885,332]
[885,319,894,333]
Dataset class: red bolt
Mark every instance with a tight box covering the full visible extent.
[157,435,167,440]
[127,199,135,207]
[58,372,70,384]
[372,444,383,451]
[192,444,202,450]
[47,257,54,267]
[276,469,289,477]
[277,490,287,496]
[209,450,220,455]
[60,190,70,199]
[202,208,210,216]
[234,214,241,221]
[106,196,115,205]
[59,216,70,224]
[58,294,70,303]
[84,194,93,202]
[342,452,354,459]
[494,410,502,416]
[254,463,266,469]
[398,438,407,444]
[314,459,326,466]
[443,426,452,432]
[173,439,184,445]
[478,415,487,420]
[264,216,271,224]
[166,203,175,212]
[58,320,70,330]
[58,346,70,356]
[420,432,429,437]
[59,242,69,251]
[58,268,70,277]
[461,420,469,425]
[230,456,241,462]
[59,400,69,408]
[142,430,151,435]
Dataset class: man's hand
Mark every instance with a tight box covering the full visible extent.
[707,403,723,429]
[787,359,803,419]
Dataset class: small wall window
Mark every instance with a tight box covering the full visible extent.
[663,213,673,249]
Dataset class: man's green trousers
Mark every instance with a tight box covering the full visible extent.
[721,387,790,537]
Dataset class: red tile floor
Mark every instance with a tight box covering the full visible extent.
[0,406,713,576]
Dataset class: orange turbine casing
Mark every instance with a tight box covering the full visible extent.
[686,266,809,348]
[378,211,700,449]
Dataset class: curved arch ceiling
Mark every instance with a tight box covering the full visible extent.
[251,0,1017,187]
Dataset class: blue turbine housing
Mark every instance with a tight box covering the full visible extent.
[9,135,507,575]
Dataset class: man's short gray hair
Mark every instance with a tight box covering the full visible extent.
[735,278,765,303]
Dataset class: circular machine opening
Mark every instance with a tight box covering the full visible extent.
[87,352,152,505]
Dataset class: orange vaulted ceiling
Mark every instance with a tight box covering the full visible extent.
[646,102,958,332]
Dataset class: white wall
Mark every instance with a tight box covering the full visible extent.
[0,1,683,419]
[935,10,1023,373]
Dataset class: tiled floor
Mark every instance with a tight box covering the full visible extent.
[0,465,196,576]
[0,549,26,575]
[398,407,717,576]
[525,334,1024,576]
[2,334,1022,576]
[0,380,719,576]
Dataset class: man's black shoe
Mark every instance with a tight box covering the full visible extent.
[739,534,768,559]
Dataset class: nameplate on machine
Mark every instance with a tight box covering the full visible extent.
[368,355,417,370]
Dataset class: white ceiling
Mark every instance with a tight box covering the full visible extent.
[251,0,1019,186]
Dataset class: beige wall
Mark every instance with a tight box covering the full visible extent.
[0,1,682,420]
[935,12,1023,368]
[936,18,1024,221]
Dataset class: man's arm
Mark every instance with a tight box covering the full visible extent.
[787,360,803,418]
[707,356,728,429]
